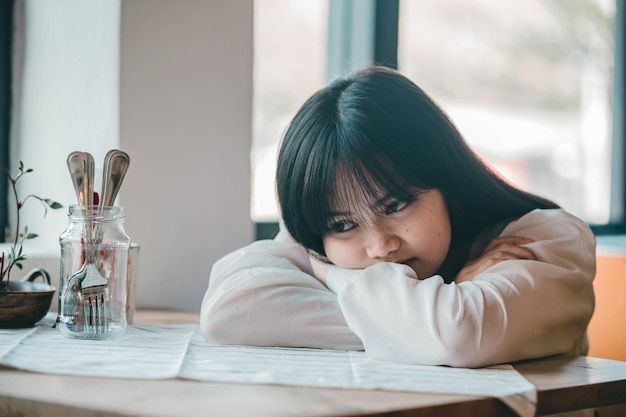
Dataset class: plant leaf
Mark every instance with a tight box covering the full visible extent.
[26,233,38,239]
[44,199,63,209]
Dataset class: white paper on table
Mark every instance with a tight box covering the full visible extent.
[0,324,195,379]
[0,328,37,358]
[0,324,536,417]
[181,330,536,417]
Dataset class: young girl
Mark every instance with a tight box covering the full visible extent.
[201,66,595,368]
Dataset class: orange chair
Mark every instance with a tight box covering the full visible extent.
[587,254,626,361]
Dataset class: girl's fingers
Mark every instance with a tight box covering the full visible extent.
[483,244,537,261]
[457,237,537,282]
[482,236,533,253]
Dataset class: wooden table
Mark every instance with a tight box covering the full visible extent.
[0,310,625,417]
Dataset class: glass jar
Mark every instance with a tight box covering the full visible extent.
[57,205,131,339]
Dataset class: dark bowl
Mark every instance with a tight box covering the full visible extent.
[0,269,56,328]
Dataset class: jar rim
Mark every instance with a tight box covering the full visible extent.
[67,204,125,219]
[68,204,123,209]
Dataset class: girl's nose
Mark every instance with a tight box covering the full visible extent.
[365,227,401,259]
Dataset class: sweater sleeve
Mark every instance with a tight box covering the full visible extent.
[200,238,364,350]
[325,209,596,368]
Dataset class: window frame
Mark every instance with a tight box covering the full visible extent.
[591,0,626,235]
[0,0,14,242]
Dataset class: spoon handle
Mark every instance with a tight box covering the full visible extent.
[100,149,130,207]
[66,151,88,208]
[84,152,95,208]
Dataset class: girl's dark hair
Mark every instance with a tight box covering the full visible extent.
[276,66,558,281]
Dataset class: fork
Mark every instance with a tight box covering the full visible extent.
[80,152,110,336]
[81,263,109,334]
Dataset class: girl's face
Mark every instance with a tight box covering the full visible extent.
[322,180,451,279]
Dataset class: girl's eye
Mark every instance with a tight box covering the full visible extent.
[385,199,409,215]
[329,220,356,233]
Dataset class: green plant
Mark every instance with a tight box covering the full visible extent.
[0,161,62,290]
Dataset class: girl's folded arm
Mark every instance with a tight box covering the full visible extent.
[200,239,364,350]
[327,210,596,367]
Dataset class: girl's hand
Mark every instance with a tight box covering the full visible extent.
[455,236,536,283]
[308,253,334,286]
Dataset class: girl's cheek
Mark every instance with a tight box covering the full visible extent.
[324,239,358,268]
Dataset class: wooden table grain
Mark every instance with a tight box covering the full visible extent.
[0,309,625,417]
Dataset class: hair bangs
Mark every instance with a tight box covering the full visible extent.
[329,157,419,217]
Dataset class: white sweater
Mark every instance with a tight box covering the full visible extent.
[201,209,596,368]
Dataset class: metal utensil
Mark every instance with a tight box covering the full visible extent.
[100,149,130,207]
[79,152,110,336]
[67,151,90,207]
[61,152,89,328]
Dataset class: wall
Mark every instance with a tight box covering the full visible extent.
[119,0,254,310]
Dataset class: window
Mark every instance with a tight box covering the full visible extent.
[252,0,329,222]
[398,0,619,228]
[251,0,397,229]
[253,0,624,235]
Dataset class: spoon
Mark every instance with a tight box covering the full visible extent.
[66,151,89,208]
[100,149,130,207]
